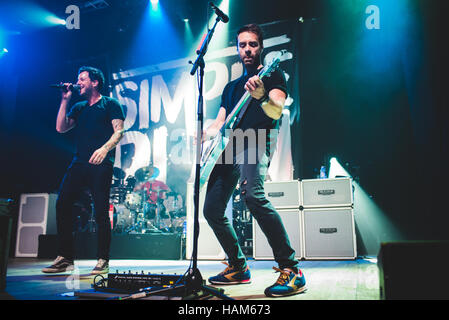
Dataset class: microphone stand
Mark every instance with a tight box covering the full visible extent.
[115,16,232,301]
[183,15,233,300]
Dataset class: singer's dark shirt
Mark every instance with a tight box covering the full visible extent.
[67,96,125,166]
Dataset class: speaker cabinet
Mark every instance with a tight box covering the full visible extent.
[301,178,353,208]
[264,180,301,209]
[15,193,57,257]
[253,209,303,260]
[38,233,183,260]
[0,199,13,291]
[302,207,356,259]
[378,241,449,300]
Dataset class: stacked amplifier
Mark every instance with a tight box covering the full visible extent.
[15,193,57,257]
[253,177,357,260]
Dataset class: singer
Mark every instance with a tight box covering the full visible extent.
[42,66,125,275]
[202,24,306,297]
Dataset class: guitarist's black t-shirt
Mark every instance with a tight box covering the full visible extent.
[220,68,288,157]
[67,96,125,166]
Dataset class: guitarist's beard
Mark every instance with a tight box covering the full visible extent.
[242,56,262,75]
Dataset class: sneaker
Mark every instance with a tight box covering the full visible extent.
[208,262,251,285]
[91,259,109,275]
[264,267,306,297]
[42,256,74,273]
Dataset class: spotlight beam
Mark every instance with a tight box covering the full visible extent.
[329,157,404,255]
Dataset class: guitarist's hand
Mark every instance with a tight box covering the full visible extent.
[193,127,220,145]
[193,130,206,145]
[244,75,266,100]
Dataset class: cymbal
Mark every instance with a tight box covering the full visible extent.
[135,166,160,182]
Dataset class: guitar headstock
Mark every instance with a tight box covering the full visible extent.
[259,51,284,78]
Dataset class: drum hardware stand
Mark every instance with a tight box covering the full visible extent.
[115,12,232,300]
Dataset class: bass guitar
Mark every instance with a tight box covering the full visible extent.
[199,52,283,189]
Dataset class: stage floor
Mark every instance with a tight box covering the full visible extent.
[1,257,380,300]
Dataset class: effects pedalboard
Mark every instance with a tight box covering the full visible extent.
[102,270,184,293]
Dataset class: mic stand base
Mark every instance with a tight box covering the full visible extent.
[114,267,233,300]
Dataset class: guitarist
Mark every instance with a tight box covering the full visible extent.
[203,24,306,297]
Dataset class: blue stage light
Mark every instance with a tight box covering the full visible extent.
[150,0,159,10]
[0,48,7,58]
[45,15,67,26]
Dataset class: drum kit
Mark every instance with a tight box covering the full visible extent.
[110,165,186,234]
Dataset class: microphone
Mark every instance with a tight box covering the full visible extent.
[50,84,81,91]
[209,2,229,23]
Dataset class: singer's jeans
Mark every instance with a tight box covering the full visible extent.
[55,162,113,261]
[203,146,298,271]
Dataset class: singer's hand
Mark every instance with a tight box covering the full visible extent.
[61,82,73,101]
[89,147,108,165]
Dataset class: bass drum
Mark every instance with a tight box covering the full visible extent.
[113,204,134,233]
[163,192,183,214]
[125,192,142,211]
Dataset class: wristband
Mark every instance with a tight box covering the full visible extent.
[257,92,269,104]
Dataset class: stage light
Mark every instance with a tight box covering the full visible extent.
[45,15,67,26]
[184,18,189,23]
[2,48,7,53]
[150,0,159,10]
[329,157,349,178]
[192,0,229,53]
[5,2,71,29]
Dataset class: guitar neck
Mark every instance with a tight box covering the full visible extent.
[223,91,252,130]
[222,68,268,130]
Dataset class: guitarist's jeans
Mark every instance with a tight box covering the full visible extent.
[203,148,298,271]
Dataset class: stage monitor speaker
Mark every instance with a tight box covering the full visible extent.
[38,233,183,260]
[264,180,301,209]
[378,241,449,300]
[186,182,231,260]
[301,178,353,208]
[302,207,356,259]
[253,209,303,260]
[15,193,57,257]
